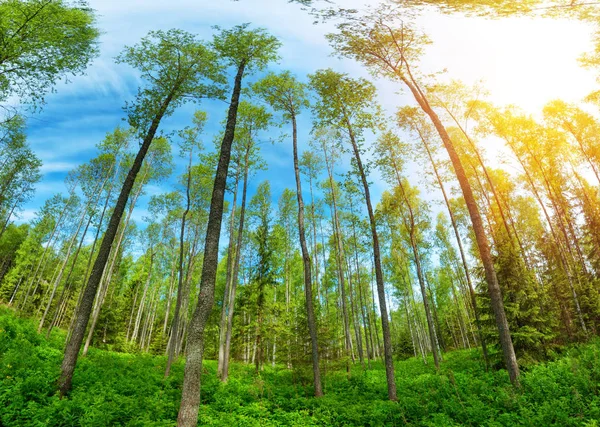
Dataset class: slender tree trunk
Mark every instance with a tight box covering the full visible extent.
[404,295,417,358]
[388,162,440,369]
[323,150,354,362]
[218,169,239,378]
[223,147,250,382]
[84,177,145,356]
[163,253,178,336]
[503,136,587,334]
[38,205,89,332]
[132,253,155,343]
[46,205,96,339]
[426,277,445,353]
[345,118,397,400]
[165,150,194,377]
[20,195,72,310]
[0,187,23,240]
[126,284,140,342]
[291,114,323,396]
[308,174,321,303]
[346,257,365,368]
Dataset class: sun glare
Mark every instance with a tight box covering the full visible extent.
[422,12,597,113]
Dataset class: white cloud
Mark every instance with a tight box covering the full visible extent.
[40,161,80,173]
[13,208,37,224]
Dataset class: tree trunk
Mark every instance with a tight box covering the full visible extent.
[163,253,178,336]
[177,61,245,427]
[58,88,177,397]
[217,168,239,378]
[388,160,440,369]
[20,194,72,310]
[38,204,89,332]
[345,119,397,400]
[223,146,250,382]
[291,114,323,396]
[84,176,146,356]
[323,148,354,362]
[165,149,194,377]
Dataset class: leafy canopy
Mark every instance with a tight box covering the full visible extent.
[212,24,281,73]
[326,5,429,82]
[116,29,226,138]
[309,68,380,138]
[251,71,310,119]
[0,0,99,108]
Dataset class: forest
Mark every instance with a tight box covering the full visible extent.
[2,0,600,425]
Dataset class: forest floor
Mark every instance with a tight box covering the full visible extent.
[1,308,600,426]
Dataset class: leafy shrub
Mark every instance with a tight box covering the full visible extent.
[2,307,600,426]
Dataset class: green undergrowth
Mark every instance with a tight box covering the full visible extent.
[1,307,600,426]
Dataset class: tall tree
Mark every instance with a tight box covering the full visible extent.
[177,25,280,427]
[377,130,441,369]
[328,6,520,385]
[218,100,270,381]
[165,110,207,377]
[248,181,275,373]
[310,69,397,400]
[252,71,323,396]
[397,107,490,368]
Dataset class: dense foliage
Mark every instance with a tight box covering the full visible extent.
[2,308,600,426]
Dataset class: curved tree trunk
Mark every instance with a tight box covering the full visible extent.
[177,61,245,427]
[58,88,177,397]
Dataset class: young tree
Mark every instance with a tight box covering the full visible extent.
[397,107,490,368]
[165,110,207,377]
[248,181,275,373]
[177,25,280,427]
[58,29,225,396]
[315,131,355,364]
[217,100,270,381]
[252,71,323,396]
[377,131,441,369]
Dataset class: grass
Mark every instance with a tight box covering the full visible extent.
[1,307,600,426]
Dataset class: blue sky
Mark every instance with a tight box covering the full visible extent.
[17,0,598,232]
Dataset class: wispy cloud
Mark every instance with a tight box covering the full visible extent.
[40,161,80,174]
